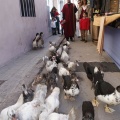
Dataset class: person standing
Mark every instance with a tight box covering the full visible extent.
[79,0,88,19]
[80,12,90,43]
[50,7,60,34]
[62,0,78,42]
[51,17,57,35]
[76,0,83,38]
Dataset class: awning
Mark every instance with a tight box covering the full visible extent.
[93,14,120,54]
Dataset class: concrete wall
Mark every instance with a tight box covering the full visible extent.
[104,26,120,69]
[0,0,50,67]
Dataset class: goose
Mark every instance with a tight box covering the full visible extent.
[92,67,120,113]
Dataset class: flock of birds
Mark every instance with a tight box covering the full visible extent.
[0,35,120,120]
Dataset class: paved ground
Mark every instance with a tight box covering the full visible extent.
[0,35,63,111]
[0,35,120,120]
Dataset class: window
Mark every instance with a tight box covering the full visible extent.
[19,0,36,17]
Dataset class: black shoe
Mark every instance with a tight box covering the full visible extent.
[84,40,87,43]
[58,33,60,34]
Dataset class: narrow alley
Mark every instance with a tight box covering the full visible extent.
[0,0,120,120]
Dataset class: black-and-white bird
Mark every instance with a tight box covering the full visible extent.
[37,32,44,48]
[83,62,104,89]
[62,75,80,100]
[92,67,120,113]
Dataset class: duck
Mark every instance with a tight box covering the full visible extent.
[22,84,34,102]
[83,62,104,89]
[47,107,76,120]
[62,75,80,100]
[82,101,94,120]
[92,67,120,113]
[16,84,47,120]
[67,60,79,72]
[0,94,24,120]
[37,32,44,48]
[32,33,40,49]
[61,50,70,64]
[49,41,56,54]
[39,87,60,120]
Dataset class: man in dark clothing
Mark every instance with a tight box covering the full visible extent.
[61,0,78,41]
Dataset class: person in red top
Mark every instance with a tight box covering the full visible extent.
[80,12,90,43]
[62,0,77,42]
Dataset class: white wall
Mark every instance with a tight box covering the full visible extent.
[0,0,50,67]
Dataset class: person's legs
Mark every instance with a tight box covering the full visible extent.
[52,28,54,35]
[54,28,57,35]
[61,27,63,35]
[70,36,74,42]
[84,30,88,43]
[81,30,85,41]
[66,37,69,41]
[57,25,60,34]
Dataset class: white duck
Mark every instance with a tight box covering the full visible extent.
[47,107,76,120]
[57,45,63,56]
[67,60,79,72]
[58,63,70,77]
[0,94,24,120]
[61,50,70,64]
[39,87,60,120]
[32,33,40,49]
[16,84,47,120]
[49,41,56,53]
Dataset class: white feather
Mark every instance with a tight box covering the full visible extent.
[39,87,60,120]
[46,60,57,72]
[58,63,70,76]
[49,45,56,52]
[47,107,76,120]
[57,46,63,55]
[48,113,68,120]
[61,51,70,63]
[64,84,80,96]
[97,90,120,105]
[0,94,24,120]
[16,84,47,120]
[94,67,99,73]
[33,40,37,48]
